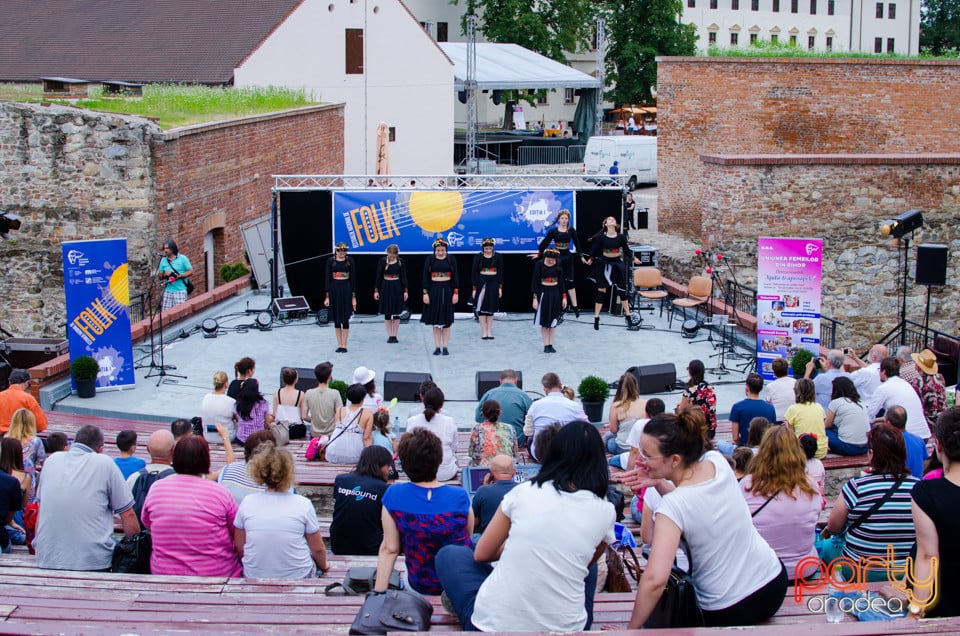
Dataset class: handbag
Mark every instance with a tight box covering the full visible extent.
[604,545,633,592]
[325,567,403,596]
[271,421,291,446]
[644,537,704,629]
[112,530,152,574]
[165,260,194,295]
[275,390,307,440]
[288,423,307,439]
[349,589,432,635]
[320,408,362,462]
[816,477,904,564]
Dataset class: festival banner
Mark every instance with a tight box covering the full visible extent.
[62,239,135,389]
[331,189,575,254]
[756,237,823,381]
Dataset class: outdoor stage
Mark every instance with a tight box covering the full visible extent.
[49,289,754,428]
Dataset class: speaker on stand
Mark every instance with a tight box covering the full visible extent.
[916,244,948,345]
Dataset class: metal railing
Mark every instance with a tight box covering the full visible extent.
[879,319,955,353]
[516,145,585,166]
[273,174,624,190]
[820,317,842,349]
[129,291,146,324]
[723,278,843,348]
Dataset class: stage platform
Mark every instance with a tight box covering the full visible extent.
[48,290,756,428]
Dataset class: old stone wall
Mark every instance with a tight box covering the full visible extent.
[657,57,960,239]
[700,154,960,347]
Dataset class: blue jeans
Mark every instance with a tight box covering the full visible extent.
[716,440,738,457]
[436,544,599,630]
[603,433,628,455]
[825,428,868,456]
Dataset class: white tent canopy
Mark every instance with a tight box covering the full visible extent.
[438,42,602,91]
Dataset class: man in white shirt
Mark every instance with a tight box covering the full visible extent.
[763,357,796,421]
[849,344,887,405]
[523,372,587,461]
[865,356,929,440]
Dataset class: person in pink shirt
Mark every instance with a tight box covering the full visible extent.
[740,425,822,582]
[141,435,242,577]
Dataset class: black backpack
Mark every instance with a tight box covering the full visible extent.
[131,467,175,521]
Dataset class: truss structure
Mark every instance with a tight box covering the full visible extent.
[273,174,626,191]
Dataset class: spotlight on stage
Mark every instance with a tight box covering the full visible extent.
[879,210,923,239]
[255,311,273,331]
[315,309,329,325]
[627,311,643,330]
[201,318,219,339]
[0,211,22,240]
[398,308,411,323]
[681,319,700,338]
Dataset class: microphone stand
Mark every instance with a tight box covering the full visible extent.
[143,262,186,386]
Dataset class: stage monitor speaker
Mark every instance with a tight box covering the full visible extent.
[384,371,433,402]
[916,244,948,286]
[476,370,523,399]
[288,367,319,393]
[272,296,310,319]
[628,363,677,394]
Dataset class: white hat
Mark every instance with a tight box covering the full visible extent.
[353,366,376,385]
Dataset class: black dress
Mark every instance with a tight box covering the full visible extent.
[421,256,458,327]
[532,260,566,328]
[538,227,582,286]
[325,256,356,328]
[471,252,503,316]
[623,198,636,230]
[589,233,632,291]
[375,257,407,319]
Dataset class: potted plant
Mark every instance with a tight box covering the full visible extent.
[578,375,610,424]
[71,355,100,398]
[329,379,349,405]
[790,349,816,379]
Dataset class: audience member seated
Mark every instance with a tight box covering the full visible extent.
[677,360,717,438]
[798,433,825,497]
[910,349,947,431]
[370,409,395,453]
[34,424,139,571]
[353,366,383,411]
[142,435,242,577]
[763,357,796,421]
[214,430,275,503]
[471,454,518,537]
[912,406,960,618]
[127,430,176,522]
[468,400,518,467]
[866,356,929,440]
[0,454,22,553]
[717,414,774,458]
[604,373,646,455]
[805,350,851,411]
[0,369,48,436]
[6,408,45,498]
[524,372,587,460]
[1,438,29,547]
[304,361,343,439]
[272,367,309,435]
[374,429,473,595]
[324,383,374,465]
[729,374,776,447]
[785,378,827,458]
[227,356,256,400]
[849,344,887,405]
[201,371,237,445]
[731,446,754,480]
[234,442,328,578]
[330,445,393,556]
[740,425,821,582]
[113,430,146,479]
[234,379,275,444]
[824,376,870,456]
[437,422,615,632]
[615,398,666,469]
[884,405,927,478]
[475,369,532,447]
[624,407,787,628]
[824,424,918,582]
[407,387,459,480]
[43,432,69,455]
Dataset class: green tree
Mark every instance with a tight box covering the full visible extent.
[921,0,960,55]
[603,0,698,105]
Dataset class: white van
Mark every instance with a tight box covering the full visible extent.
[583,136,657,189]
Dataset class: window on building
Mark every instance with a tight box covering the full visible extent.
[536,92,548,105]
[828,0,834,14]
[875,2,884,17]
[708,31,718,44]
[732,0,739,9]
[750,32,758,43]
[771,33,779,42]
[752,0,759,9]
[826,35,833,49]
[345,28,363,74]
[388,127,396,142]
[790,34,797,45]
[874,37,883,52]
[437,22,449,42]
[710,0,718,8]
[591,30,598,50]
[791,0,798,12]
[688,0,695,7]
[773,0,780,10]
[564,88,575,104]
[808,35,815,48]
[887,37,895,52]
[419,21,428,31]
[888,3,896,18]
[810,0,816,14]
[731,32,739,45]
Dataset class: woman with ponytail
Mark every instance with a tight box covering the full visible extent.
[406,387,459,481]
[625,406,787,628]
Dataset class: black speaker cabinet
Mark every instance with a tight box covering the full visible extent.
[628,363,677,394]
[476,370,523,399]
[287,367,318,392]
[916,244,948,286]
[384,371,433,402]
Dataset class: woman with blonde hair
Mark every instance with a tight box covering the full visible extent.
[6,408,44,498]
[234,442,328,578]
[202,371,237,444]
[740,424,821,582]
[604,373,646,456]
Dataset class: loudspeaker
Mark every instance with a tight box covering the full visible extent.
[628,363,677,394]
[916,244,948,286]
[384,371,433,402]
[476,370,523,399]
[288,367,319,393]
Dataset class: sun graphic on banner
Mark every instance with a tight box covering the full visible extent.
[108,263,130,306]
[408,191,464,233]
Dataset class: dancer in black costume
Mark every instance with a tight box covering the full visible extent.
[471,237,502,340]
[374,244,408,344]
[421,238,459,355]
[325,242,357,352]
[583,216,639,331]
[528,209,582,317]
[531,247,567,353]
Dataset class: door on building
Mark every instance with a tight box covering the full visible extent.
[203,231,215,292]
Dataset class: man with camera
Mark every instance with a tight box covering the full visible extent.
[847,344,888,404]
[804,349,851,411]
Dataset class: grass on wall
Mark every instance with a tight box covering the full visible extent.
[707,40,957,59]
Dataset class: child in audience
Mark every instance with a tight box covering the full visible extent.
[799,432,826,506]
[371,409,395,453]
[44,432,69,454]
[732,446,754,480]
[114,430,146,479]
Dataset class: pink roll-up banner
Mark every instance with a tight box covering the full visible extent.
[756,238,823,381]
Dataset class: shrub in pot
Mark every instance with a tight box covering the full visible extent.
[578,375,610,424]
[71,355,100,398]
[790,348,815,379]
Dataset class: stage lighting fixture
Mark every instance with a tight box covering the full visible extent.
[201,318,219,338]
[398,308,411,322]
[315,309,329,325]
[0,212,22,240]
[255,311,273,331]
[681,319,700,338]
[879,210,923,239]
[627,311,643,329]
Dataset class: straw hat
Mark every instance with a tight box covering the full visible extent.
[911,349,939,375]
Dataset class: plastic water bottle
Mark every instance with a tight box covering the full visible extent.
[394,415,402,435]
[825,565,845,623]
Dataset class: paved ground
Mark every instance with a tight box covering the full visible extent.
[51,287,756,428]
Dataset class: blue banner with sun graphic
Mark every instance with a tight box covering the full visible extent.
[63,239,135,390]
[332,190,576,254]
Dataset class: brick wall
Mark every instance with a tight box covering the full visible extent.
[657,57,960,239]
[700,154,960,346]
